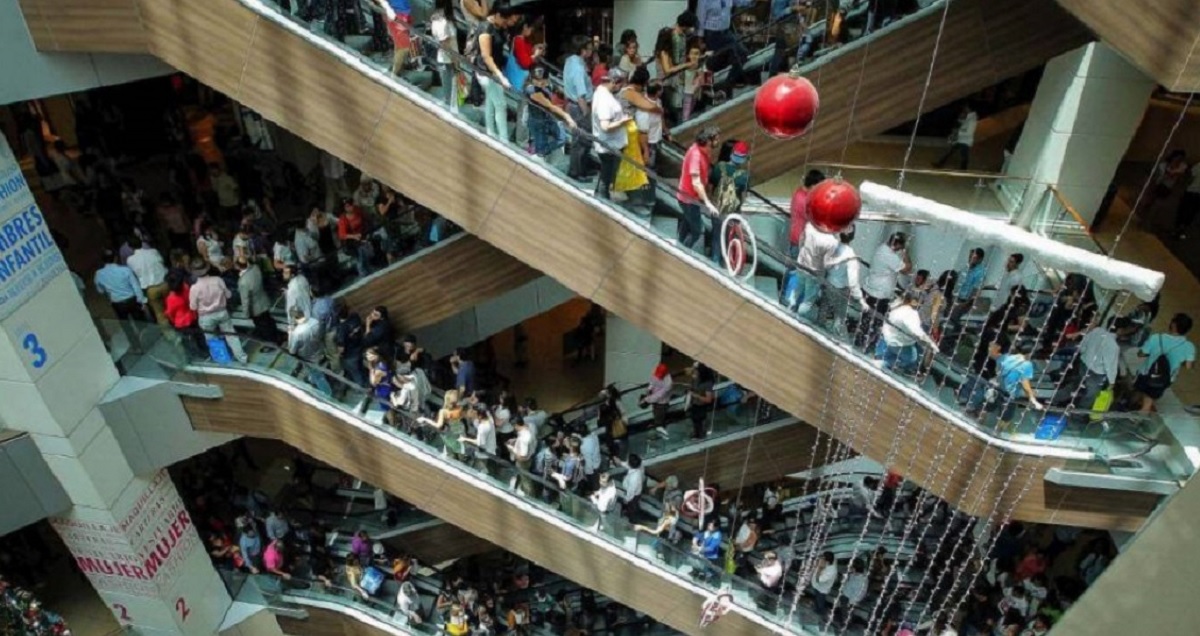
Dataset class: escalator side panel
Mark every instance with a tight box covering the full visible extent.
[649,421,834,490]
[17,0,147,53]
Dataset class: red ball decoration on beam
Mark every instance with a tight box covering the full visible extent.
[807,178,861,234]
[754,72,820,140]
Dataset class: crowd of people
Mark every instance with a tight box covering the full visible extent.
[0,578,70,636]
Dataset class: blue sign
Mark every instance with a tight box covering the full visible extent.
[0,141,66,320]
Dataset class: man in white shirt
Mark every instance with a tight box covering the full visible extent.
[125,237,169,325]
[590,68,631,200]
[616,454,645,520]
[580,427,603,490]
[935,103,977,170]
[283,264,314,327]
[810,551,838,618]
[878,291,938,375]
[518,398,547,442]
[997,253,1027,302]
[507,418,536,496]
[590,473,619,532]
[461,404,497,477]
[839,560,869,619]
[430,8,459,109]
[859,232,912,349]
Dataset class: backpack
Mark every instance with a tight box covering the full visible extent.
[1139,335,1176,393]
[714,164,745,216]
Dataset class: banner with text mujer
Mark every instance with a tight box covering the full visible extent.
[0,140,65,320]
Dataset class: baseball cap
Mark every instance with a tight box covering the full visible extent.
[731,141,750,164]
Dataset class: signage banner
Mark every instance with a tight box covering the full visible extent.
[0,140,66,321]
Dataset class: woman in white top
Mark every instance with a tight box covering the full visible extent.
[819,225,868,337]
[859,232,912,349]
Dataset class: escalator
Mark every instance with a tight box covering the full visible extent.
[25,0,1167,534]
[674,0,1091,184]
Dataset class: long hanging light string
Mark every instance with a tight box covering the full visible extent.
[789,357,895,624]
[861,407,959,634]
[931,453,1046,624]
[897,0,954,192]
[821,394,921,634]
[779,356,849,620]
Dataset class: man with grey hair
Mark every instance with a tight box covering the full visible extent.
[590,67,632,200]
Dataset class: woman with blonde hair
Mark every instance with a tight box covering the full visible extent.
[425,389,466,462]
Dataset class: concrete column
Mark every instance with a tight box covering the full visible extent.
[604,313,664,416]
[1005,42,1155,229]
[0,137,232,636]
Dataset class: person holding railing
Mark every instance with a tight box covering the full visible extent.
[858,232,912,350]
[461,403,498,477]
[654,12,701,125]
[590,68,633,201]
[525,66,576,169]
[876,291,938,376]
[288,306,334,397]
[819,224,868,337]
[474,5,520,142]
[676,126,722,251]
[189,258,249,363]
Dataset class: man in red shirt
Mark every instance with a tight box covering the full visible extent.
[676,126,721,251]
[337,198,375,278]
[788,169,826,258]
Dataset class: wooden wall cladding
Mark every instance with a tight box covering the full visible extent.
[17,0,148,53]
[674,0,1091,185]
[1056,0,1200,92]
[183,374,779,636]
[339,236,541,332]
[399,522,496,565]
[650,420,832,491]
[39,0,1153,532]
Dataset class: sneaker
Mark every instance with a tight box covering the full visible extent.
[655,427,670,439]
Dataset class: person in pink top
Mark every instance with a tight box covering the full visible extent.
[263,539,290,580]
[676,126,721,251]
[639,363,674,439]
[188,257,248,363]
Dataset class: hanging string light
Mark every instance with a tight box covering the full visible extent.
[896,0,954,192]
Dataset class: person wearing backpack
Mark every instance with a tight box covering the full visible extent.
[709,140,750,264]
[1135,313,1195,412]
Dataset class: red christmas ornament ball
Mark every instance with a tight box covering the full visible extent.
[807,179,861,234]
[754,72,820,140]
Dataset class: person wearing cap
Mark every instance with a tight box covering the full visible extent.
[188,258,248,363]
[95,248,150,351]
[525,66,576,167]
[639,363,674,439]
[590,67,632,200]
[676,126,722,250]
[710,140,751,264]
[337,198,375,278]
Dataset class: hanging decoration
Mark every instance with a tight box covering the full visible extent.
[698,587,734,628]
[753,71,820,140]
[807,178,861,234]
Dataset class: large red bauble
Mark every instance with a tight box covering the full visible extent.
[754,72,820,140]
[807,178,861,234]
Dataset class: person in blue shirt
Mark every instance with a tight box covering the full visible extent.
[563,36,596,180]
[451,347,477,395]
[94,249,150,351]
[964,340,1043,433]
[238,527,263,573]
[1136,313,1196,412]
[693,519,724,580]
[948,247,986,329]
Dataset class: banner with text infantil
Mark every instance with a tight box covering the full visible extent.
[0,141,65,320]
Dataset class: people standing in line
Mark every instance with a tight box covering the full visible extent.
[235,257,279,344]
[687,362,717,440]
[125,236,169,326]
[676,126,722,251]
[430,6,460,110]
[639,363,674,439]
[859,232,912,349]
[189,258,248,363]
[590,68,632,201]
[563,36,596,181]
[819,225,867,337]
[810,551,838,618]
[1134,313,1195,413]
[95,249,150,351]
[696,0,753,87]
[654,12,700,126]
[282,263,314,327]
[461,403,498,477]
[525,66,577,168]
[934,103,977,170]
[876,290,938,375]
[474,5,520,142]
[288,307,334,396]
[948,247,987,328]
[334,305,366,386]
